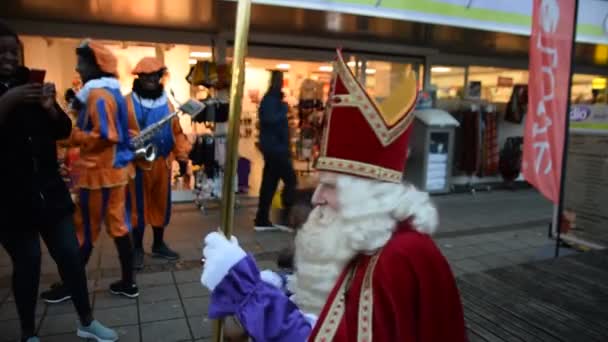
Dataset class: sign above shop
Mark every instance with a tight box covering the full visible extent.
[570,104,608,131]
[241,0,608,45]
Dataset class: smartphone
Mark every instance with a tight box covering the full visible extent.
[28,69,46,84]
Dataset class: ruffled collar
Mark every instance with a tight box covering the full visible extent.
[132,92,168,109]
[76,77,121,103]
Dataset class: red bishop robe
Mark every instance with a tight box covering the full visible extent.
[308,222,467,342]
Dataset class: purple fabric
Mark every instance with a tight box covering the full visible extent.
[209,255,312,342]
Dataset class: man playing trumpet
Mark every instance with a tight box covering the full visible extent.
[126,57,191,270]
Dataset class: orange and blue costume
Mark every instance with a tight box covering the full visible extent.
[69,78,135,254]
[126,94,190,231]
[126,58,191,249]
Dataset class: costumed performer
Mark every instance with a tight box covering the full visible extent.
[199,50,467,341]
[41,39,139,303]
[126,57,192,270]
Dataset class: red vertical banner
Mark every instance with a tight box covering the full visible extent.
[523,0,577,204]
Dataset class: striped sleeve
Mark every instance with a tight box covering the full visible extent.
[69,90,119,148]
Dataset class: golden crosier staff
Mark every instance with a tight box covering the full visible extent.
[212,0,252,341]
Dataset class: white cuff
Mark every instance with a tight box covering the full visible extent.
[260,270,283,289]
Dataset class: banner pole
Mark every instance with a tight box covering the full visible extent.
[554,0,579,258]
[212,0,252,341]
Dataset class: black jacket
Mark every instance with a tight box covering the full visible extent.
[0,67,74,227]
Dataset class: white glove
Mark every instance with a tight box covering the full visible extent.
[200,232,246,291]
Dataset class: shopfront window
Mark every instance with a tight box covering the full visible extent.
[467,66,528,102]
[430,66,466,99]
[363,60,418,105]
[572,74,607,104]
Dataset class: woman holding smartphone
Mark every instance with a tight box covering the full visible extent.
[0,23,117,342]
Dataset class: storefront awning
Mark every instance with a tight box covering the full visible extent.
[240,0,608,45]
[2,0,608,69]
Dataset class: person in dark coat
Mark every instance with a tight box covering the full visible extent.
[0,22,117,342]
[254,70,297,231]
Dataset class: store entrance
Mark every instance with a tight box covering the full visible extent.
[18,34,425,204]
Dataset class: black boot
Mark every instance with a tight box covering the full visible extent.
[109,235,139,298]
[151,226,180,260]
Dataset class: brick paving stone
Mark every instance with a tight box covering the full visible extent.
[93,290,137,310]
[0,300,44,320]
[139,299,184,323]
[178,282,209,299]
[174,269,201,283]
[141,318,192,342]
[188,315,213,340]
[183,297,209,317]
[0,319,21,342]
[139,284,179,304]
[38,312,80,336]
[93,305,139,327]
[137,272,174,287]
[453,259,491,274]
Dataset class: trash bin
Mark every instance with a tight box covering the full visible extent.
[405,109,459,194]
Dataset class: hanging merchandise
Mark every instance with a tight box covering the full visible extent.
[237,157,251,194]
[191,98,229,123]
[214,133,227,168]
[296,78,325,164]
[189,134,217,177]
[186,61,232,90]
[505,84,528,123]
[481,106,499,177]
[458,107,481,176]
[453,102,499,180]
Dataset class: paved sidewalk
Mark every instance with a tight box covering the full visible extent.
[0,189,558,341]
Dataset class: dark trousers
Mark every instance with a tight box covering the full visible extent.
[255,153,297,224]
[0,216,92,337]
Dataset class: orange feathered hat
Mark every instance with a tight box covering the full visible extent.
[79,39,118,76]
[132,57,166,75]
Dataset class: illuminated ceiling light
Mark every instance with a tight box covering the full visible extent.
[431,66,452,73]
[319,65,333,72]
[276,63,291,70]
[188,59,197,65]
[190,51,212,58]
[365,68,376,75]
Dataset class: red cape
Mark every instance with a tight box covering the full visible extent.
[309,222,466,341]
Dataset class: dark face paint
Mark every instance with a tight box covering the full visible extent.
[76,54,99,84]
[137,72,162,92]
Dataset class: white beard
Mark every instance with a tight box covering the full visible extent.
[288,174,439,316]
[289,204,396,315]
